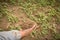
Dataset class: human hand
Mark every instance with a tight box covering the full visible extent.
[32,23,39,30]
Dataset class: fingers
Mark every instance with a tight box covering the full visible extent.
[32,23,36,28]
[33,23,40,30]
[33,24,36,27]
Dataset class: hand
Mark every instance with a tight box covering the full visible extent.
[32,23,39,30]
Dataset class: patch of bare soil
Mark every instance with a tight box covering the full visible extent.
[0,16,9,30]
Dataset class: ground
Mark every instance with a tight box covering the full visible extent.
[0,5,60,40]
